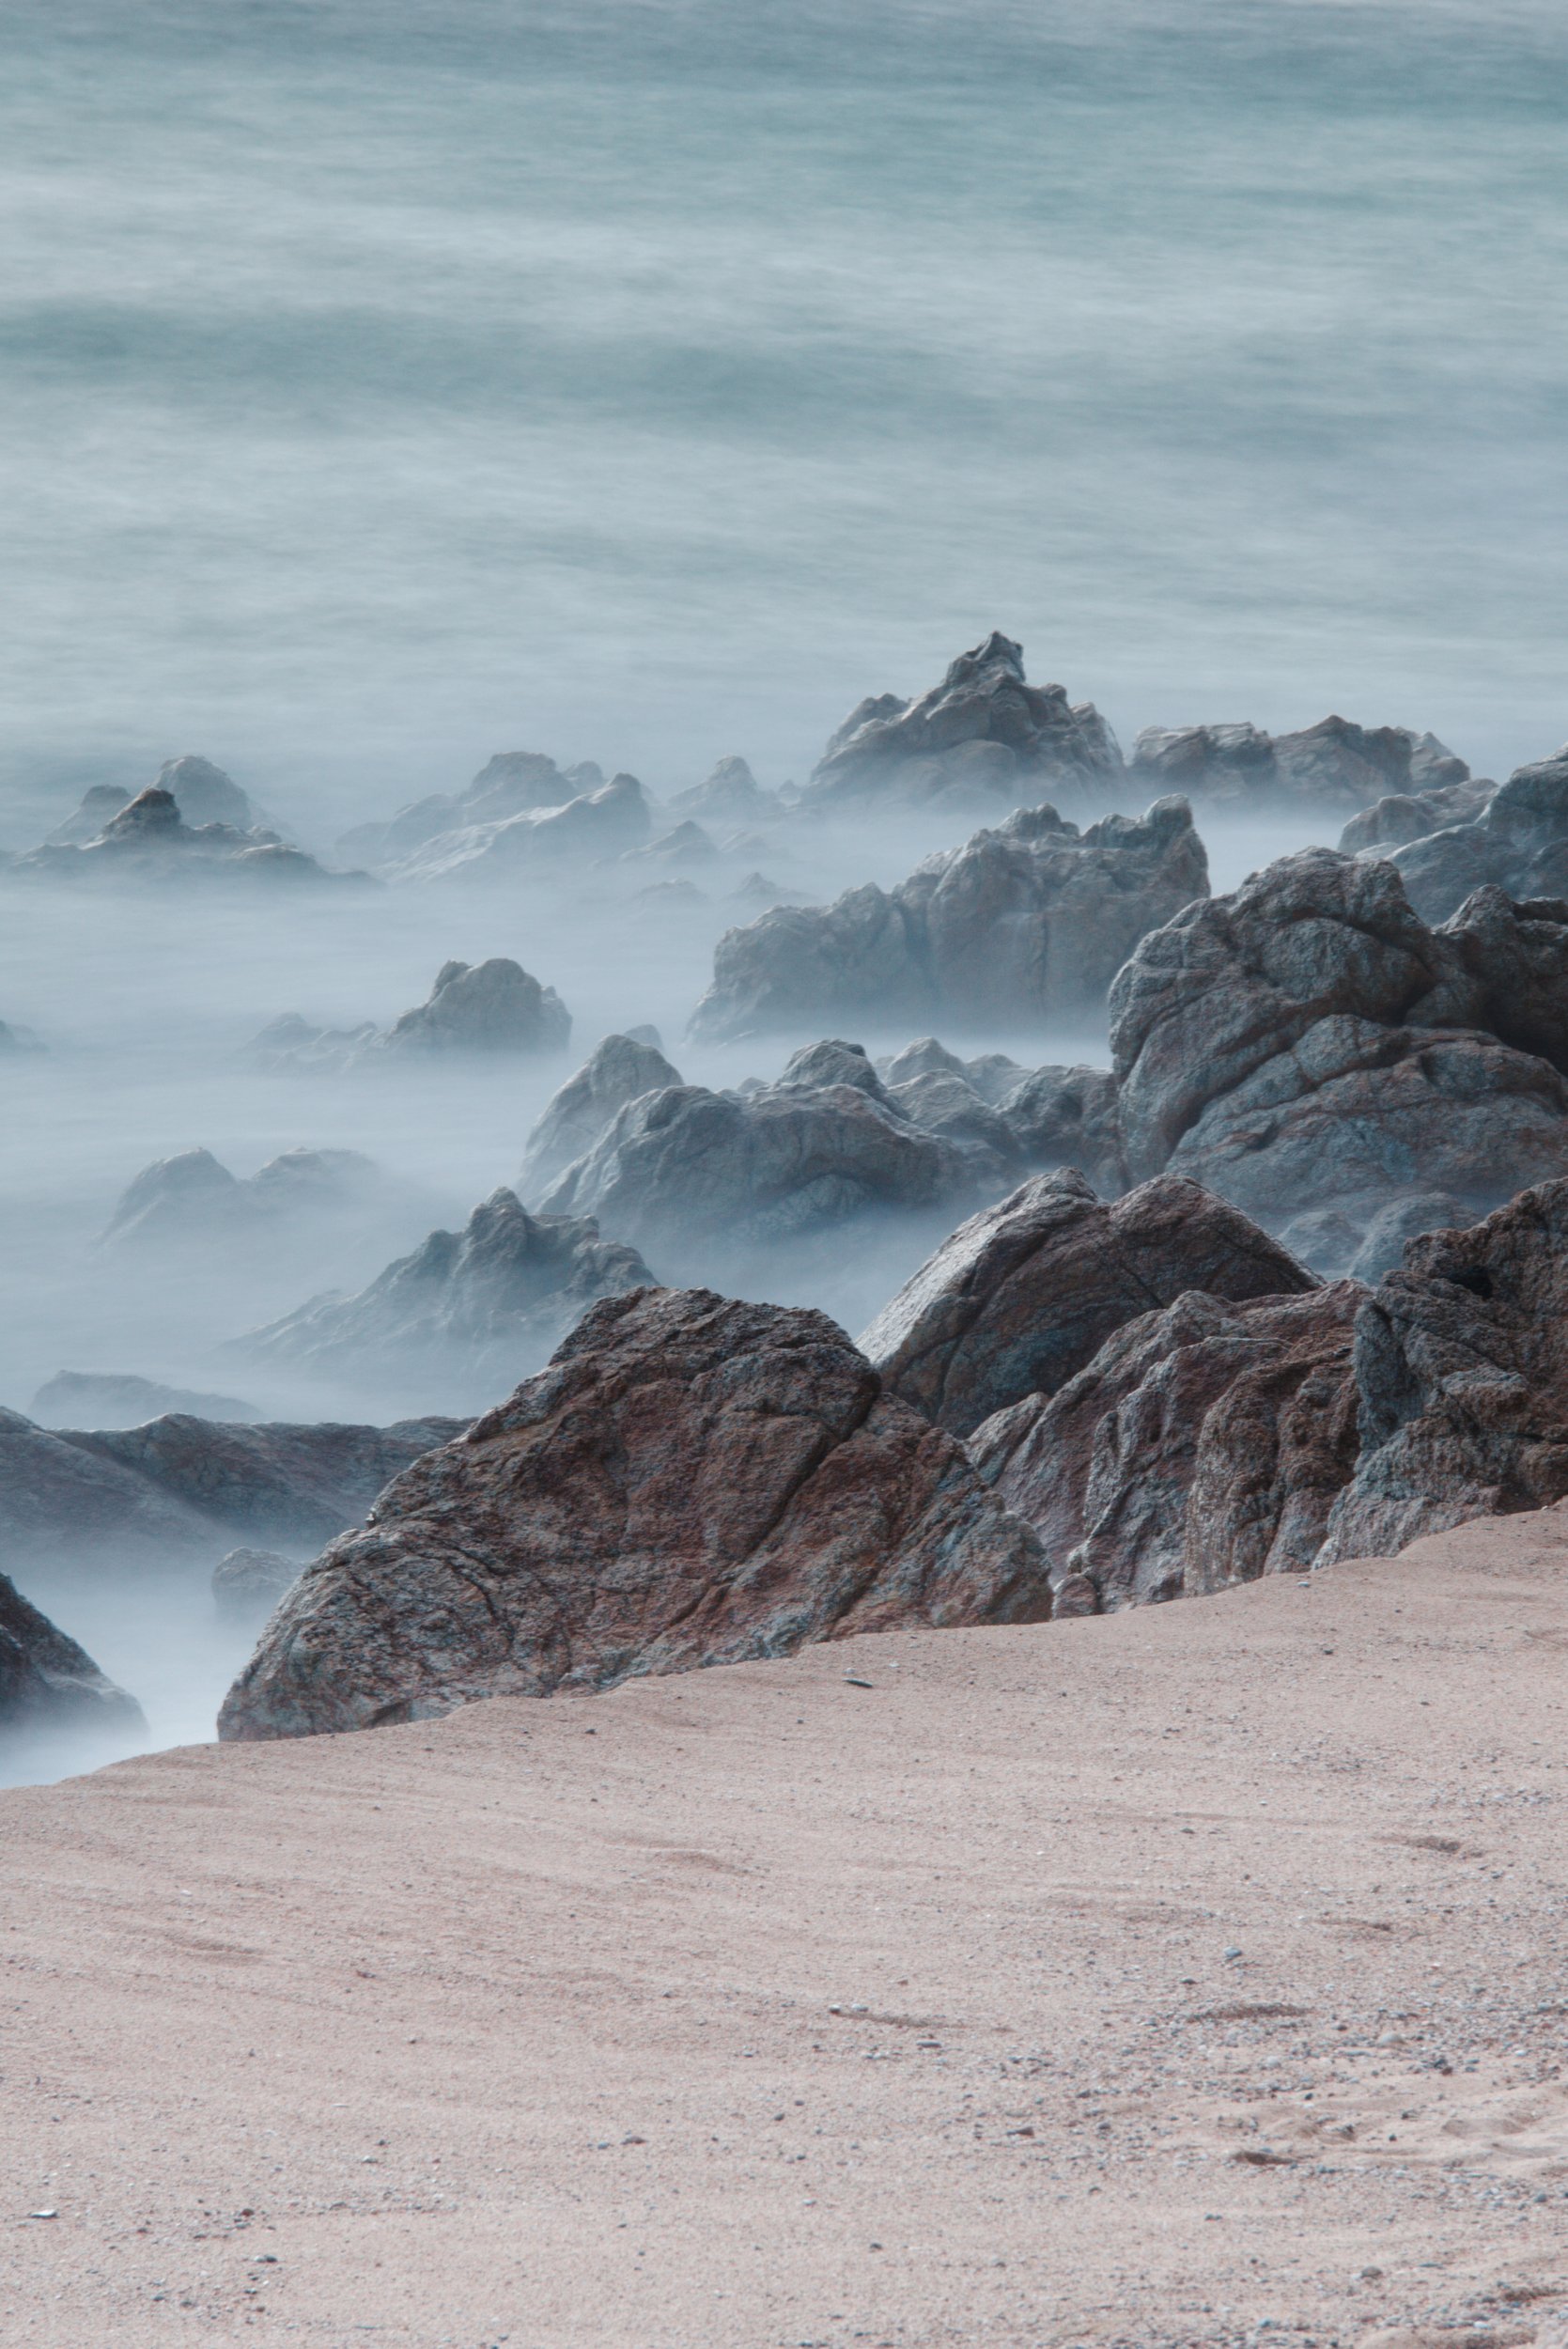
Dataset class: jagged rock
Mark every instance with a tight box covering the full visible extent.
[669,756,783,826]
[380,958,571,1056]
[1370,749,1568,924]
[334,751,595,866]
[861,1172,1314,1438]
[31,1372,263,1429]
[1130,716,1468,813]
[970,1283,1362,1609]
[1339,777,1493,855]
[17,786,362,886]
[238,1189,652,1402]
[518,1034,685,1202]
[1347,1190,1468,1283]
[993,1063,1127,1191]
[211,1548,301,1624]
[690,797,1207,1041]
[217,1286,1051,1742]
[538,1056,1012,1268]
[1321,1178,1568,1563]
[877,1038,1027,1107]
[807,633,1123,811]
[0,1574,145,1732]
[100,1146,379,1250]
[46,756,266,846]
[1108,848,1568,1222]
[384,773,652,881]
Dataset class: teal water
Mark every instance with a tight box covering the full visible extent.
[0,0,1564,827]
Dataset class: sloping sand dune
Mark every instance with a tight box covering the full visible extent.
[7,1514,1568,2347]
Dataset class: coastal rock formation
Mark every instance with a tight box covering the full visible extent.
[806,633,1123,812]
[689,796,1207,1041]
[211,1548,301,1624]
[518,1034,685,1201]
[861,1172,1314,1437]
[100,1146,379,1250]
[877,1037,1027,1106]
[1339,777,1493,855]
[0,1573,145,1732]
[992,1063,1128,1192]
[383,773,652,882]
[46,756,267,846]
[31,1371,263,1428]
[334,751,598,867]
[970,1283,1362,1610]
[246,960,570,1071]
[218,1287,1051,1741]
[1129,716,1468,813]
[1322,1177,1568,1563]
[239,1189,653,1402]
[1370,748,1568,925]
[17,786,362,886]
[669,756,784,827]
[0,1406,218,1565]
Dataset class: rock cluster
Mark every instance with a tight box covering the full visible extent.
[46,756,268,846]
[16,786,363,887]
[689,796,1207,1041]
[518,1034,686,1201]
[218,1286,1051,1741]
[246,959,570,1071]
[0,1572,145,1733]
[1129,716,1468,814]
[99,1146,380,1251]
[1355,748,1568,925]
[334,751,601,868]
[383,773,652,882]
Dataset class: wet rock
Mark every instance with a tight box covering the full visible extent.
[1322,1177,1568,1562]
[861,1172,1314,1438]
[1374,748,1568,924]
[518,1034,685,1202]
[379,958,571,1056]
[211,1548,301,1624]
[1130,716,1468,814]
[30,1372,263,1429]
[238,1189,652,1406]
[970,1283,1362,1609]
[100,1146,380,1250]
[690,796,1207,1042]
[0,1573,145,1732]
[807,633,1124,812]
[217,1286,1051,1741]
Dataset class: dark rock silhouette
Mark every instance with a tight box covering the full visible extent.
[46,755,267,846]
[218,1286,1051,1741]
[0,1573,145,1733]
[690,796,1206,1041]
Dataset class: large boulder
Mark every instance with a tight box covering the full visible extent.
[0,1574,145,1733]
[860,1172,1314,1437]
[806,633,1124,812]
[1321,1177,1568,1563]
[238,1189,653,1405]
[217,1287,1052,1742]
[518,1034,686,1201]
[970,1283,1363,1611]
[380,958,571,1056]
[689,796,1207,1041]
[1129,716,1468,814]
[0,1407,218,1566]
[1371,749,1568,925]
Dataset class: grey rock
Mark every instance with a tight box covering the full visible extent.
[1375,747,1568,924]
[1347,1190,1469,1283]
[876,1037,1027,1107]
[211,1548,302,1624]
[518,1034,685,1202]
[334,750,584,866]
[618,820,720,872]
[994,1063,1127,1193]
[31,1372,264,1429]
[46,756,266,847]
[18,786,363,887]
[669,756,784,827]
[0,1573,145,1732]
[384,773,652,882]
[1339,777,1493,855]
[380,958,571,1057]
[100,1146,379,1251]
[1131,715,1469,814]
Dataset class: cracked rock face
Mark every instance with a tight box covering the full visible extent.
[1372,749,1568,925]
[217,1287,1052,1741]
[0,1572,146,1733]
[860,1172,1315,1438]
[690,796,1207,1042]
[970,1283,1363,1611]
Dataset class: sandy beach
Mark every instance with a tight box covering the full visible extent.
[7,1513,1568,2348]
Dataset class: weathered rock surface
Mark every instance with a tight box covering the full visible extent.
[690,796,1207,1041]
[17,786,362,887]
[246,960,570,1071]
[0,1406,218,1565]
[1370,749,1568,925]
[239,1189,652,1402]
[861,1172,1314,1437]
[211,1548,302,1624]
[992,1062,1128,1192]
[1321,1178,1568,1563]
[46,756,267,846]
[217,1287,1052,1741]
[0,1573,145,1731]
[806,633,1123,812]
[876,1037,1027,1106]
[1338,777,1493,855]
[1130,716,1468,813]
[519,1034,686,1202]
[31,1371,264,1429]
[970,1283,1362,1610]
[383,773,652,882]
[100,1146,379,1250]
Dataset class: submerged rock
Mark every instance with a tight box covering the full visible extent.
[807,633,1123,812]
[238,1189,653,1403]
[861,1172,1314,1438]
[1130,716,1468,813]
[690,796,1207,1041]
[46,756,268,847]
[31,1371,264,1429]
[245,960,570,1071]
[0,1574,145,1732]
[217,1286,1051,1741]
[518,1034,686,1202]
[669,756,784,827]
[334,750,591,866]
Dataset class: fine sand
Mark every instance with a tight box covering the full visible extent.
[8,1516,1568,2347]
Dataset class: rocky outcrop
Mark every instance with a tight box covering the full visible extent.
[31,1372,263,1429]
[0,1406,219,1566]
[991,1062,1128,1192]
[861,1172,1314,1438]
[518,1034,685,1201]
[1130,716,1468,813]
[689,797,1207,1041]
[876,1037,1027,1107]
[538,1050,1015,1268]
[970,1283,1362,1610]
[217,1287,1051,1741]
[1339,777,1493,855]
[0,1574,145,1732]
[383,773,652,882]
[17,786,362,886]
[669,756,784,827]
[806,634,1123,812]
[246,960,570,1070]
[1367,749,1568,925]
[238,1189,653,1403]
[334,751,598,867]
[46,756,267,846]
[1321,1178,1568,1563]
[211,1548,301,1624]
[99,1146,379,1250]
[1107,848,1568,1225]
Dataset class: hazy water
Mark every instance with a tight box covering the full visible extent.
[1,0,1566,839]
